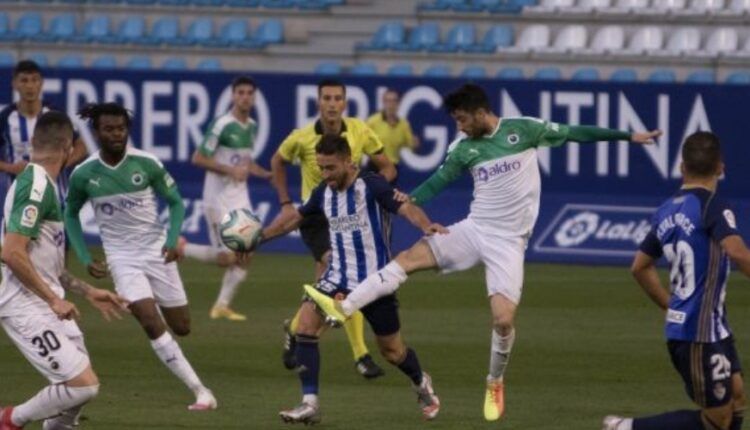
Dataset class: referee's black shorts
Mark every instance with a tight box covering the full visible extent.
[299,212,331,262]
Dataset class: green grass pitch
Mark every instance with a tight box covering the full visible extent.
[1,252,748,429]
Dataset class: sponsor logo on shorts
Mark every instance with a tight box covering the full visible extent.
[473,160,522,183]
[533,204,655,258]
[21,205,38,228]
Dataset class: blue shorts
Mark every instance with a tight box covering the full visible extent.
[312,280,401,337]
[668,336,742,408]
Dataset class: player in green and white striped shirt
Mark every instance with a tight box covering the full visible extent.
[64,103,217,411]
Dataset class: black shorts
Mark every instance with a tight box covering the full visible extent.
[299,212,331,262]
[312,280,401,337]
[668,336,742,408]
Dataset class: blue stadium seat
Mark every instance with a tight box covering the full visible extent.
[685,70,716,84]
[461,65,487,78]
[141,17,180,45]
[430,23,475,52]
[423,64,452,77]
[254,19,284,46]
[497,67,524,79]
[261,0,295,7]
[91,55,117,69]
[70,15,112,44]
[126,56,152,69]
[26,53,48,67]
[126,0,156,5]
[571,67,600,81]
[0,13,17,42]
[296,0,333,9]
[393,23,440,51]
[491,0,536,12]
[465,24,513,53]
[159,0,190,5]
[610,68,638,82]
[193,0,227,5]
[725,72,750,84]
[117,16,147,44]
[14,12,43,40]
[418,0,463,11]
[173,18,214,46]
[226,0,260,6]
[0,51,15,66]
[57,54,84,68]
[453,0,501,11]
[647,69,676,83]
[34,13,76,43]
[196,58,223,70]
[355,21,405,51]
[534,67,562,80]
[349,63,378,76]
[162,57,187,70]
[206,19,250,47]
[387,63,413,76]
[315,61,342,75]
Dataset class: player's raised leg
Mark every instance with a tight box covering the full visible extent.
[484,294,517,422]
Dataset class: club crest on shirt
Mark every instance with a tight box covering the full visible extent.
[21,205,38,228]
[507,133,520,145]
[131,172,144,186]
[723,209,737,229]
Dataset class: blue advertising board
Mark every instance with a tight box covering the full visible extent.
[1,68,747,265]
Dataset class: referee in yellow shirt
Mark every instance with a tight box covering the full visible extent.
[271,79,396,379]
[366,88,419,170]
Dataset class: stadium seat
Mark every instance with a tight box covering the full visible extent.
[571,67,600,81]
[0,13,17,42]
[651,28,701,57]
[685,70,716,83]
[34,13,76,43]
[14,12,43,40]
[117,16,146,44]
[254,19,284,46]
[430,23,475,52]
[70,15,111,44]
[193,0,227,5]
[174,18,214,46]
[417,0,456,11]
[600,0,649,14]
[57,54,84,68]
[725,71,750,84]
[726,35,750,58]
[537,25,587,54]
[451,0,500,12]
[315,61,342,75]
[533,67,562,80]
[349,63,378,75]
[27,53,48,67]
[393,23,440,51]
[562,0,612,13]
[261,0,295,8]
[91,55,117,68]
[162,57,187,69]
[138,17,180,45]
[697,28,738,57]
[206,19,250,47]
[387,63,414,76]
[196,58,223,70]
[126,0,156,4]
[489,0,538,13]
[0,50,14,66]
[497,67,525,79]
[647,0,687,13]
[647,68,677,82]
[159,0,190,4]
[465,24,513,53]
[618,26,663,55]
[580,25,624,55]
[461,65,487,78]
[355,21,405,51]
[127,56,152,69]
[717,0,750,15]
[527,0,575,13]
[609,68,638,81]
[423,64,452,77]
[676,0,724,14]
[498,24,549,53]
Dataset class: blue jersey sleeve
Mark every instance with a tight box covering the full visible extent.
[298,183,326,217]
[704,196,740,242]
[362,172,403,214]
[639,229,663,258]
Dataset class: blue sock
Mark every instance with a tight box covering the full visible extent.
[396,348,423,386]
[295,334,320,395]
[730,411,743,430]
[633,410,704,430]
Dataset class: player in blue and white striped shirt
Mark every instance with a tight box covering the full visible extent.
[604,131,750,430]
[256,134,447,424]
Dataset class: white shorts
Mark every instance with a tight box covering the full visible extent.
[426,218,528,304]
[203,196,252,250]
[1,314,90,384]
[109,259,188,308]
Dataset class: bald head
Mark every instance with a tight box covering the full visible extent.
[32,111,74,152]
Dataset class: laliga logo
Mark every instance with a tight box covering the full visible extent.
[554,212,600,247]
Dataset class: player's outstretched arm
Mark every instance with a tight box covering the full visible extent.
[397,201,448,236]
[721,235,750,278]
[565,125,662,145]
[1,233,80,320]
[258,208,303,246]
[59,270,130,321]
[630,250,669,310]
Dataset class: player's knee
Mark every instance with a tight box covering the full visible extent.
[492,314,514,333]
[141,319,167,339]
[170,318,192,337]
[703,406,734,430]
[379,345,405,364]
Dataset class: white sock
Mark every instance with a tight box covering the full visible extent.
[302,394,319,406]
[12,385,99,426]
[613,418,633,430]
[150,332,204,394]
[42,404,83,430]
[184,243,221,263]
[341,261,407,316]
[214,266,247,308]
[489,329,515,380]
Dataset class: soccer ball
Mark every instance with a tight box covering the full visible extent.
[218,208,262,252]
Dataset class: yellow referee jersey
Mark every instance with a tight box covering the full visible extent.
[366,112,415,164]
[277,117,384,201]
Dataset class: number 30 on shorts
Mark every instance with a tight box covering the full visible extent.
[31,330,62,357]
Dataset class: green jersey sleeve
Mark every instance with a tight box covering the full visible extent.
[64,168,93,266]
[531,119,632,148]
[143,158,185,249]
[198,118,222,157]
[6,168,52,238]
[411,140,467,205]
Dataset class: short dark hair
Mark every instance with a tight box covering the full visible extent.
[232,76,256,91]
[682,131,721,177]
[315,134,351,157]
[13,60,42,78]
[32,111,73,151]
[443,83,491,115]
[77,102,133,130]
[383,88,400,99]
[317,79,346,97]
